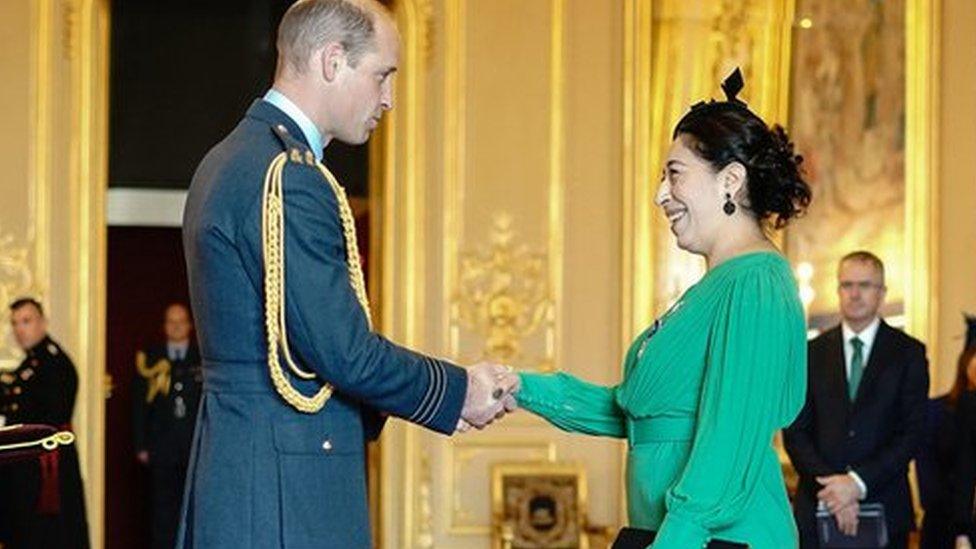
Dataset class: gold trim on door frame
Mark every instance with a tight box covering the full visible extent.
[904,0,940,366]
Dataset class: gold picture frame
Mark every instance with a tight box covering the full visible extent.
[491,461,590,549]
[783,0,939,351]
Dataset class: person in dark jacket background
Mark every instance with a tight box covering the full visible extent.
[917,315,976,548]
[132,303,202,549]
[784,252,930,548]
[0,297,89,548]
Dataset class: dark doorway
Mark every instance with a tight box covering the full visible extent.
[104,227,188,549]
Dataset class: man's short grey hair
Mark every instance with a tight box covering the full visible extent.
[839,250,886,286]
[276,0,385,73]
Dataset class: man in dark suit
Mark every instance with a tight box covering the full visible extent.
[177,1,518,547]
[0,298,90,548]
[784,251,929,548]
[132,303,202,549]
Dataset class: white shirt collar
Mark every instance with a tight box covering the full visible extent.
[167,341,189,359]
[842,316,881,348]
[262,88,324,161]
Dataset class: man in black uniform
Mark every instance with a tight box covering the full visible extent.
[132,302,202,549]
[0,297,90,548]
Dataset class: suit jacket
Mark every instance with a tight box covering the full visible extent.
[178,99,468,548]
[783,321,929,536]
[132,343,203,466]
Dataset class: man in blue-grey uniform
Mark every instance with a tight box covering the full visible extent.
[178,1,518,547]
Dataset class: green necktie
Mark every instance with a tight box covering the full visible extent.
[848,336,864,401]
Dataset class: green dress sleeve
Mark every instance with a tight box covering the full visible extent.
[516,372,626,438]
[653,267,806,547]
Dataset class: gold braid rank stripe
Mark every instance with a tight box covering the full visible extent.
[0,424,75,453]
[135,351,172,403]
[261,152,373,413]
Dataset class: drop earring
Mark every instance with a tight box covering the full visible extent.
[723,193,736,215]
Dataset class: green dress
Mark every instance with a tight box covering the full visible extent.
[517,252,807,548]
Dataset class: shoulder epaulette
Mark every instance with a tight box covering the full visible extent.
[270,124,317,166]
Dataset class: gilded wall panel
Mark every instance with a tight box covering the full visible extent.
[0,1,108,546]
[447,0,563,373]
[0,0,42,369]
[374,0,628,547]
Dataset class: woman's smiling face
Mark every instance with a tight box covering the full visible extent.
[655,134,732,255]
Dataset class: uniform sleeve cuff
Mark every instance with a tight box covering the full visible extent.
[418,359,467,435]
[652,511,709,548]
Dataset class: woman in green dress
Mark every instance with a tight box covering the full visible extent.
[514,74,812,548]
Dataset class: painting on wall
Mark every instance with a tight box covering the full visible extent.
[785,0,907,330]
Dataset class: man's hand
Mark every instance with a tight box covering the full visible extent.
[457,391,519,433]
[957,535,973,549]
[816,474,861,514]
[834,500,859,537]
[459,362,519,430]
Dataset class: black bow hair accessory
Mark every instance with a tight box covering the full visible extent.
[965,313,976,350]
[689,67,750,113]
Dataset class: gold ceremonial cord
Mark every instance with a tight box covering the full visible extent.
[262,152,373,413]
[135,351,171,403]
[0,424,75,453]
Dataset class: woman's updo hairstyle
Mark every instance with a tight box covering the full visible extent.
[672,68,811,229]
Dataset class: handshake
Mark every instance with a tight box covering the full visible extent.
[456,362,521,433]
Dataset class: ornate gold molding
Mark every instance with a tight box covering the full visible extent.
[416,0,435,62]
[453,213,554,370]
[61,0,78,60]
[444,0,566,370]
[71,1,109,547]
[904,0,940,364]
[0,227,35,369]
[376,1,431,547]
[416,449,434,548]
[711,0,756,84]
[620,0,654,357]
[546,0,565,376]
[442,0,465,362]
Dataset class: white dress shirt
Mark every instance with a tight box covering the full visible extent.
[839,316,881,500]
[167,341,189,362]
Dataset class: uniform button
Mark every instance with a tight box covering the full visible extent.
[322,439,333,452]
[174,382,183,391]
[848,430,855,438]
[277,124,288,133]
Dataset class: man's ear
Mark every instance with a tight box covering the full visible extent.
[320,42,347,82]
